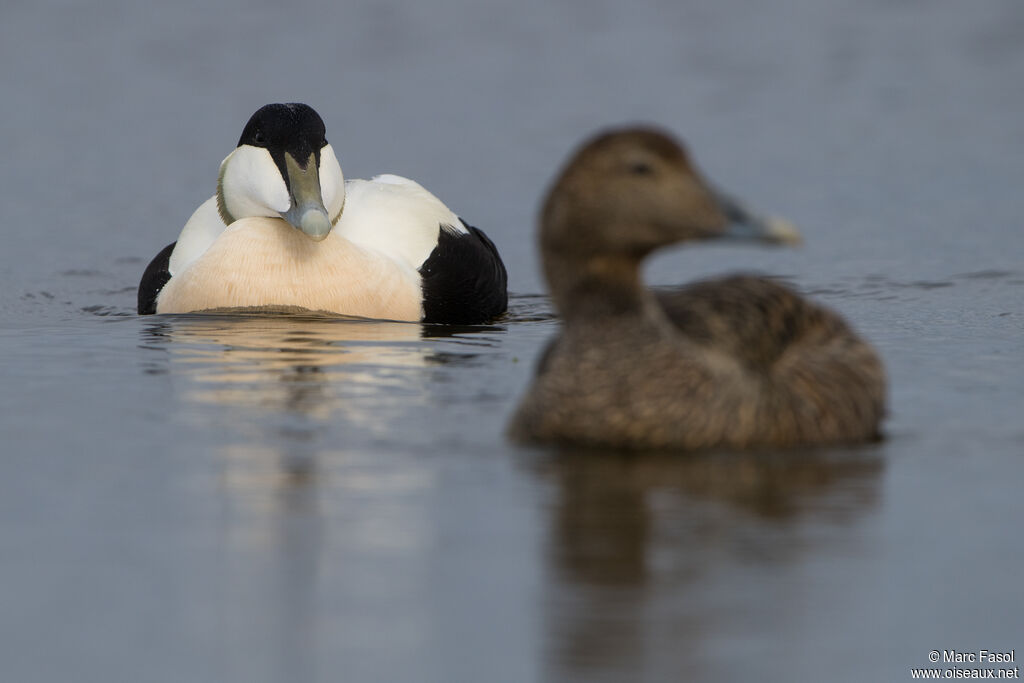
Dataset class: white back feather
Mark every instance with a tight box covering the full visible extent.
[169,196,224,276]
[338,174,466,270]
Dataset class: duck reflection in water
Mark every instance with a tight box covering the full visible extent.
[140,314,450,683]
[534,446,884,679]
[140,313,435,438]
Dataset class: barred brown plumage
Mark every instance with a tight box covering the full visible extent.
[508,128,886,450]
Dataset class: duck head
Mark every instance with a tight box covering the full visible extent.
[540,127,800,258]
[217,103,345,241]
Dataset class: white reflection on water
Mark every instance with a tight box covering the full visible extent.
[141,312,441,549]
[141,313,431,435]
[217,444,437,683]
[141,312,443,548]
[139,314,450,683]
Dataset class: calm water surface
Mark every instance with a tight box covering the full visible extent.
[1,1,1022,681]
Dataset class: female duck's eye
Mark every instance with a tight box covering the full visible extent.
[629,161,653,175]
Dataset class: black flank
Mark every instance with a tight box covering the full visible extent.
[419,221,508,324]
[137,242,176,315]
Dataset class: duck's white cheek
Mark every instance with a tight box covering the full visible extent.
[319,144,346,219]
[221,146,290,218]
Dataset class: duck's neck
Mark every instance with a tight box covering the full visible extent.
[544,249,663,328]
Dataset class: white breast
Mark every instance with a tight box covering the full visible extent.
[157,217,424,320]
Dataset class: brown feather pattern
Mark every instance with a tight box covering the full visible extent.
[508,128,886,450]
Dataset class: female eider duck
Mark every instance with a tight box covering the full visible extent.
[507,127,886,450]
[138,103,507,323]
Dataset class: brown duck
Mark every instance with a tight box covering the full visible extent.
[508,128,886,450]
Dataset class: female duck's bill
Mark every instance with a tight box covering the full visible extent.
[137,103,507,324]
[507,126,886,451]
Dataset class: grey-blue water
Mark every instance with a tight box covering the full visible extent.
[2,1,1022,681]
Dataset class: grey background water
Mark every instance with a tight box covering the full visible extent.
[1,1,1022,681]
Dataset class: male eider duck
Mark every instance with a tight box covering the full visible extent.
[138,103,507,323]
[507,127,886,450]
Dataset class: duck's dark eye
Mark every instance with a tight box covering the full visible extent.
[629,161,653,175]
[253,130,266,145]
